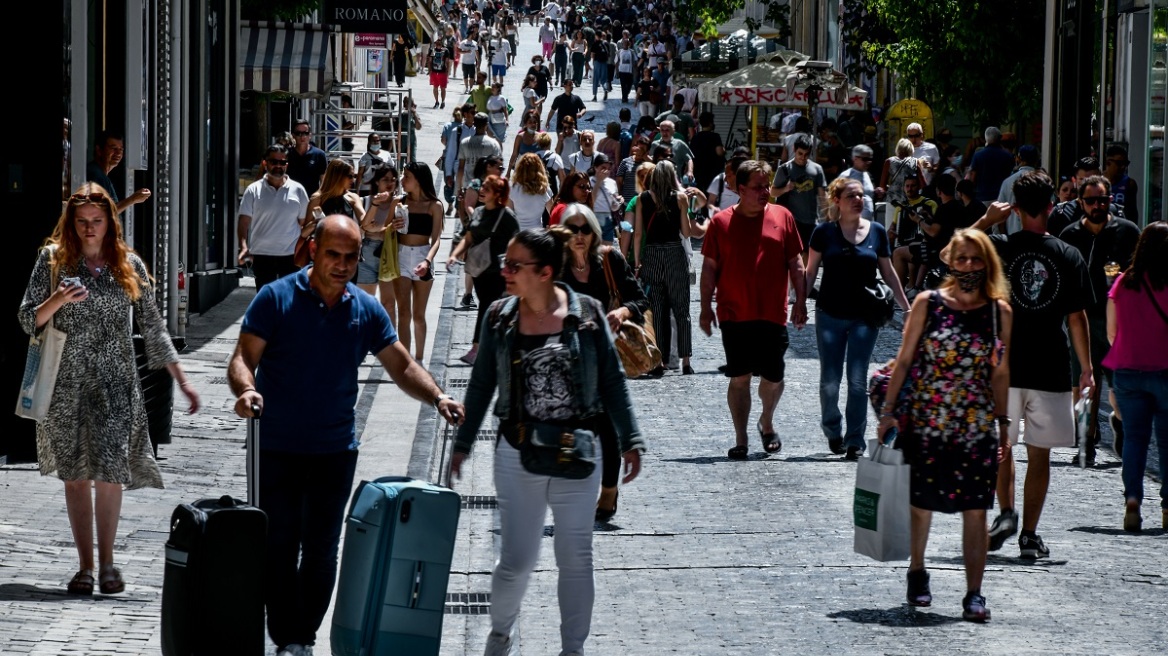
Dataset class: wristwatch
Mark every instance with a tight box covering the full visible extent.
[995,415,1012,427]
[433,393,453,408]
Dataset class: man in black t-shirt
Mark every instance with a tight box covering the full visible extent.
[1056,174,1140,461]
[545,79,588,131]
[973,171,1094,561]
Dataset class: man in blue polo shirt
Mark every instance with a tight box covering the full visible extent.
[227,216,465,656]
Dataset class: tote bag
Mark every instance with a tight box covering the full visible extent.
[16,322,67,421]
[853,438,910,562]
[465,210,504,277]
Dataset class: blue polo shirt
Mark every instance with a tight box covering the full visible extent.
[241,268,398,453]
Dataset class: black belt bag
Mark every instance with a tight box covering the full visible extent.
[511,421,597,479]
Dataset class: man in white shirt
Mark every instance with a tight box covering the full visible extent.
[238,144,309,289]
[998,145,1040,235]
[458,31,479,92]
[905,121,940,186]
[838,144,879,219]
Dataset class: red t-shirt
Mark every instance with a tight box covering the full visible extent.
[701,203,803,325]
[548,201,568,226]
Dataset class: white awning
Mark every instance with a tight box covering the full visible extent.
[697,61,867,111]
[239,21,334,98]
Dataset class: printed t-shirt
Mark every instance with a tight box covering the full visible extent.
[990,231,1092,392]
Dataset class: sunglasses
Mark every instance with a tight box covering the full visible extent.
[70,192,106,205]
[906,132,922,138]
[564,223,593,236]
[1081,196,1111,206]
[576,184,593,190]
[267,158,288,166]
[498,255,539,273]
[858,156,873,162]
[293,131,311,136]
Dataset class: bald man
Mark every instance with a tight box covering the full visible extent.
[227,215,465,655]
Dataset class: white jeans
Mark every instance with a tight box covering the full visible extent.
[491,438,601,655]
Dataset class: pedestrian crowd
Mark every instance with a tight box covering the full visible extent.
[18,2,1166,655]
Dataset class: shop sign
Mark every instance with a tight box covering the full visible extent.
[322,0,408,33]
[717,86,866,110]
[355,33,387,48]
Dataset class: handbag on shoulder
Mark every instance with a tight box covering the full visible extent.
[600,248,661,378]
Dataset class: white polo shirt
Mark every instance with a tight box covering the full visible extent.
[239,176,309,256]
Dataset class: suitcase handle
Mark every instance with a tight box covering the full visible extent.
[372,476,414,484]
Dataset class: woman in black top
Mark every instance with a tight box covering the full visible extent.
[448,174,519,365]
[553,33,570,86]
[395,162,445,361]
[557,203,648,521]
[526,54,553,99]
[633,160,706,376]
[805,177,910,459]
[306,159,366,237]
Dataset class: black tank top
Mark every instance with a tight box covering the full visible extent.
[406,209,434,236]
[320,194,355,218]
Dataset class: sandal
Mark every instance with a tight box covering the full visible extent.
[758,422,782,454]
[727,445,748,460]
[98,565,125,595]
[67,569,95,595]
[906,568,932,607]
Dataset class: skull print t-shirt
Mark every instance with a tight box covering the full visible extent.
[991,231,1092,392]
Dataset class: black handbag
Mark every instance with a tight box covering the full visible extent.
[506,308,597,479]
[862,281,896,328]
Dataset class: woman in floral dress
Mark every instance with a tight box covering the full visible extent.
[19,184,200,596]
[878,228,1012,623]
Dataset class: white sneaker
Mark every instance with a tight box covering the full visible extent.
[484,630,514,656]
[278,646,313,656]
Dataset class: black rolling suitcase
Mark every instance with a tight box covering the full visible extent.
[161,410,267,656]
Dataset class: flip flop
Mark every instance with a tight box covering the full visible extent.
[727,445,748,460]
[758,422,782,454]
[67,569,94,595]
[98,566,125,595]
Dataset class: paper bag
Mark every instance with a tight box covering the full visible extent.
[853,438,911,561]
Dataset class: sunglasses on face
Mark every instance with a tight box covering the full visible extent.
[1081,195,1111,206]
[576,183,593,190]
[498,255,539,273]
[906,132,922,138]
[293,130,310,136]
[564,222,593,236]
[267,158,288,166]
[70,192,106,205]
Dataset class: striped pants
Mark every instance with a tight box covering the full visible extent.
[641,241,692,359]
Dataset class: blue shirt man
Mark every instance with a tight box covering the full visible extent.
[286,121,328,196]
[228,216,464,656]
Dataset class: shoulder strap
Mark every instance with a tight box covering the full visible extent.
[1143,276,1168,325]
[600,246,622,309]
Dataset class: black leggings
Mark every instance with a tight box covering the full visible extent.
[472,271,507,344]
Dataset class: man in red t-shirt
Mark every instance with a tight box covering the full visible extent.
[700,160,808,460]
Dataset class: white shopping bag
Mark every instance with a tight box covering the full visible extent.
[15,323,67,422]
[853,438,911,561]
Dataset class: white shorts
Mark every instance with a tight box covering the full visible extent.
[398,243,432,281]
[1007,388,1074,448]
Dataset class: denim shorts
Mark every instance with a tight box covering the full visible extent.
[491,64,507,78]
[595,212,616,242]
[356,238,383,284]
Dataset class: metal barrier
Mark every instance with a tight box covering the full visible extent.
[312,86,415,166]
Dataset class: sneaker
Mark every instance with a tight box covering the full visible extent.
[277,646,313,656]
[987,509,1018,552]
[961,592,991,622]
[845,446,864,461]
[1018,533,1049,559]
[906,568,931,607]
[827,437,846,455]
[1110,412,1124,460]
[483,630,514,656]
[460,293,476,309]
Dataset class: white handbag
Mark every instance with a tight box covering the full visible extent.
[853,438,911,562]
[465,210,504,277]
[15,321,67,421]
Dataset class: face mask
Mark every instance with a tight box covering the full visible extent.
[952,268,986,293]
[951,155,963,168]
[370,144,381,153]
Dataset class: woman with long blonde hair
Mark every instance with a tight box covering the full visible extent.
[305,158,366,233]
[878,227,1012,623]
[508,152,555,231]
[19,183,201,596]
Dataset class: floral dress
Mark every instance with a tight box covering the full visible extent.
[18,248,177,489]
[905,293,1003,513]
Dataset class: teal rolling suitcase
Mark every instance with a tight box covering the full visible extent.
[331,476,461,656]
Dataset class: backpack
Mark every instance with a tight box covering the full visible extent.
[619,128,633,160]
[540,151,560,196]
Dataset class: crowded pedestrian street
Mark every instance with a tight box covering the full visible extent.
[6,3,1167,655]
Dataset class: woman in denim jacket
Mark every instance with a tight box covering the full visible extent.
[450,228,644,656]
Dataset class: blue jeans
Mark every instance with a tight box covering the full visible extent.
[592,62,609,96]
[1112,369,1168,509]
[816,309,880,449]
[260,448,359,649]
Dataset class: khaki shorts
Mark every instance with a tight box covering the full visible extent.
[1007,388,1074,448]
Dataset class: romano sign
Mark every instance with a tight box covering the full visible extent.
[322,0,408,33]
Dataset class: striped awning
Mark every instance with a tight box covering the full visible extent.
[239,21,334,98]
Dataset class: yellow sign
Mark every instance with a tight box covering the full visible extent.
[886,98,934,141]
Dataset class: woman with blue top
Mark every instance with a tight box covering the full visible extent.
[805,177,910,460]
[450,228,644,656]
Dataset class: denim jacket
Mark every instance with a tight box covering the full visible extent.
[454,283,645,455]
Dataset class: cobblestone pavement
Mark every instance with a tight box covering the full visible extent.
[1,20,1163,656]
